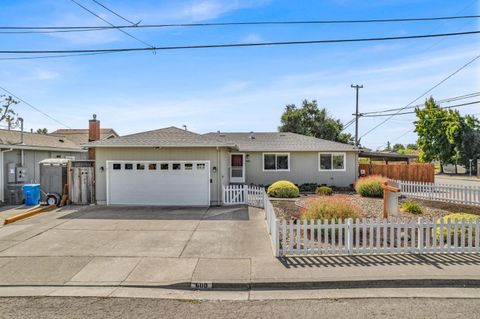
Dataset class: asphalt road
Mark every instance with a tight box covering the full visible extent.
[0,297,479,319]
[435,175,480,187]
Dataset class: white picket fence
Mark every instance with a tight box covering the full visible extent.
[222,185,264,207]
[397,180,480,207]
[264,191,279,254]
[275,217,480,257]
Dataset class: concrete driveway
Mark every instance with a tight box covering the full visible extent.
[0,205,272,287]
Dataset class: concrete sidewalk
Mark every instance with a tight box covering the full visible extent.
[0,205,478,290]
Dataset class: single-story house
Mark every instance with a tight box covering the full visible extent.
[88,126,359,206]
[0,129,87,204]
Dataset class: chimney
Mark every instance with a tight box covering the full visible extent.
[88,114,100,160]
[89,114,100,142]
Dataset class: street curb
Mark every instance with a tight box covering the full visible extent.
[2,279,479,291]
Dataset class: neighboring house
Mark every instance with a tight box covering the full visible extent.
[50,114,119,160]
[50,126,118,146]
[0,129,87,204]
[88,126,358,206]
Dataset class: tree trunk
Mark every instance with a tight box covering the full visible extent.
[440,162,444,174]
[455,163,458,174]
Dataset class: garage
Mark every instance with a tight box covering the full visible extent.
[106,160,210,206]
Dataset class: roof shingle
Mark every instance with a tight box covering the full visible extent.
[50,128,118,145]
[204,132,358,152]
[0,129,83,151]
[87,126,235,148]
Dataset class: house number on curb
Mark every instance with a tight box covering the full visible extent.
[191,282,213,290]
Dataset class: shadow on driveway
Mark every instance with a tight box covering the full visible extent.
[57,205,249,221]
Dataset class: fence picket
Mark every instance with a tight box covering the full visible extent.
[331,219,336,255]
[310,220,315,255]
[396,180,480,207]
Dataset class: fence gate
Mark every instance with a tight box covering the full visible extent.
[69,161,95,204]
[223,185,264,207]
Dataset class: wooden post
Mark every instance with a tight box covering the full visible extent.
[382,181,401,220]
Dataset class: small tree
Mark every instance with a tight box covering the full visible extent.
[0,95,18,126]
[392,143,405,153]
[36,128,48,134]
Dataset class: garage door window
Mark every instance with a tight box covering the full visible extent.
[197,163,206,170]
[148,163,157,170]
[125,163,133,170]
[185,163,193,170]
[172,163,181,170]
[137,163,145,170]
[160,163,169,170]
[113,164,121,170]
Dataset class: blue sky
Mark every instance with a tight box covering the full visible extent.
[0,0,479,149]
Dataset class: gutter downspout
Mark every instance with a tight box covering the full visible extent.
[216,147,221,206]
[0,148,13,203]
[19,117,25,167]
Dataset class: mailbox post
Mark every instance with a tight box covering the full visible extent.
[382,181,400,219]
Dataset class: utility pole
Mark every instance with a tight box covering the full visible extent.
[351,84,363,147]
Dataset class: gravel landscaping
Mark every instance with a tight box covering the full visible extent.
[272,192,480,221]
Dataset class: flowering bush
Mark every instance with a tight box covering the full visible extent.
[300,196,360,222]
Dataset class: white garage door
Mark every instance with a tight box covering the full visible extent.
[107,160,210,206]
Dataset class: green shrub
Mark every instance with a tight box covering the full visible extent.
[400,200,423,215]
[436,213,480,243]
[315,186,333,196]
[355,175,386,198]
[300,196,360,222]
[267,180,300,198]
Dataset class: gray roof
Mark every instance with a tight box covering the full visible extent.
[204,132,358,152]
[0,129,84,152]
[87,126,236,148]
[50,128,119,145]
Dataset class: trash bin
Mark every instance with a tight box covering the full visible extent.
[22,184,41,206]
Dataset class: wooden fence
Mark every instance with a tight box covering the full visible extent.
[277,217,480,257]
[397,180,480,207]
[222,185,264,207]
[359,163,435,183]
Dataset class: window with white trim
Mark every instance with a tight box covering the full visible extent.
[319,153,345,171]
[263,153,289,171]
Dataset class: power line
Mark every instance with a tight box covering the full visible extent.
[1,14,479,33]
[360,92,480,115]
[1,29,480,55]
[69,0,155,50]
[0,52,118,61]
[358,52,480,139]
[0,86,72,128]
[91,0,140,26]
[361,100,480,117]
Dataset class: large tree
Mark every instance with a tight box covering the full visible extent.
[278,99,353,144]
[455,115,480,174]
[414,97,462,173]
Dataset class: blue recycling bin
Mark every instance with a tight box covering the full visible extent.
[22,184,41,206]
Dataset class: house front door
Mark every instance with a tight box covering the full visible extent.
[230,153,245,183]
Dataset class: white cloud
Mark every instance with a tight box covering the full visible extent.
[33,69,60,80]
[241,33,262,43]
[178,0,271,22]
